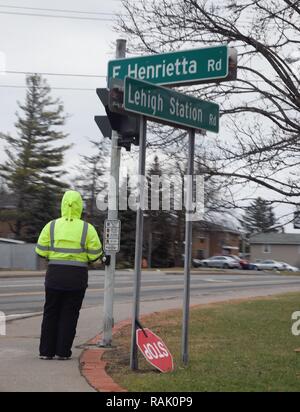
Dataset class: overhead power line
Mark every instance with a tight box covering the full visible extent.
[4,70,106,79]
[0,84,96,91]
[0,4,118,16]
[0,10,116,21]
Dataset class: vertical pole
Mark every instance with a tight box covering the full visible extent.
[242,235,246,257]
[181,129,195,365]
[130,116,147,370]
[148,231,152,269]
[99,39,126,347]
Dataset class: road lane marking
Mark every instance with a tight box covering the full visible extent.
[2,279,300,298]
[0,284,182,297]
[203,278,232,283]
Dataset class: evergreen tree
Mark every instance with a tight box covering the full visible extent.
[145,156,174,268]
[0,74,70,241]
[242,197,278,235]
[167,160,186,267]
[0,177,6,196]
[118,176,136,267]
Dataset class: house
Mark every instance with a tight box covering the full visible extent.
[192,221,241,259]
[249,233,300,267]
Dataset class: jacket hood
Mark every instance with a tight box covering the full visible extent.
[61,190,83,220]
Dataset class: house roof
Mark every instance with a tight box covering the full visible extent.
[249,233,300,245]
[194,220,240,235]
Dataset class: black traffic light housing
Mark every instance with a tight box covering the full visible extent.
[94,115,112,139]
[294,211,300,229]
[95,85,139,151]
[226,47,237,81]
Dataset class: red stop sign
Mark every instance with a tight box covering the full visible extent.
[136,328,174,373]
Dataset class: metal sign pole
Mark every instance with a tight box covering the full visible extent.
[181,129,195,365]
[130,115,147,370]
[99,39,126,347]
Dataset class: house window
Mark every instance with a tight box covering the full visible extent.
[197,249,205,259]
[262,244,271,253]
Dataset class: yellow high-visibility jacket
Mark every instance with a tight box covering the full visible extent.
[35,190,103,267]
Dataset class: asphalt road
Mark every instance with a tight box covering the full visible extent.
[1,270,300,317]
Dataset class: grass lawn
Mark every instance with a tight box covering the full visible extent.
[103,293,300,392]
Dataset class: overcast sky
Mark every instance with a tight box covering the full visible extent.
[0,0,298,233]
[0,0,124,168]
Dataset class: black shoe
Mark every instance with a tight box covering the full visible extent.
[39,356,53,360]
[56,356,71,360]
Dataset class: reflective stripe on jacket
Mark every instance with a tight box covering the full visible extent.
[35,190,103,266]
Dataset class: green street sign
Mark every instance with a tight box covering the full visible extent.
[124,77,219,133]
[108,45,228,87]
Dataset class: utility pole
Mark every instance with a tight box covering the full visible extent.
[130,116,147,369]
[148,231,152,269]
[99,39,126,347]
[181,129,195,365]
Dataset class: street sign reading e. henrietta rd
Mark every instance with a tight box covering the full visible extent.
[124,77,219,133]
[108,45,228,87]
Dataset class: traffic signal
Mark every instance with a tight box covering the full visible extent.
[226,47,237,81]
[108,80,124,111]
[95,87,139,151]
[294,211,300,229]
[94,115,112,139]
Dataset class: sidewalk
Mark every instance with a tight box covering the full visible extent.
[2,283,300,392]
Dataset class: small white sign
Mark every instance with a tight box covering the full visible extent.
[104,219,121,253]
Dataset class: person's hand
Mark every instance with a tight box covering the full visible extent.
[102,254,111,266]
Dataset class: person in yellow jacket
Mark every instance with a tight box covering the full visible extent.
[35,190,109,360]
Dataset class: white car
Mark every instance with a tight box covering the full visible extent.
[279,262,299,272]
[198,256,241,269]
[251,260,286,271]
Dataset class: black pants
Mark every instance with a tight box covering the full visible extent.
[39,288,86,357]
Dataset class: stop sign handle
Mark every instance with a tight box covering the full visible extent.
[135,318,148,338]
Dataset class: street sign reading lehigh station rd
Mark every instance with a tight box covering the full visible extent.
[124,77,219,133]
[108,45,228,87]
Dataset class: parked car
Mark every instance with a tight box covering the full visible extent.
[198,255,241,269]
[279,262,299,272]
[251,260,286,271]
[227,255,252,270]
[192,258,203,268]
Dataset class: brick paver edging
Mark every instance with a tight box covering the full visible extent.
[79,319,130,392]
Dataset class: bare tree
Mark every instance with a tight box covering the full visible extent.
[117,0,300,205]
